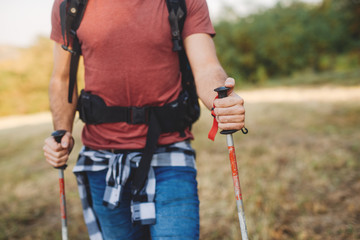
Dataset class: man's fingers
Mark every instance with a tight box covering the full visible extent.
[44,136,63,151]
[213,104,245,117]
[224,77,235,87]
[43,144,69,159]
[212,78,245,131]
[214,94,244,108]
[44,152,68,167]
[224,77,235,95]
[216,109,245,131]
[217,114,245,124]
[43,131,74,168]
[61,131,72,148]
[43,146,69,166]
[43,138,70,167]
[218,122,245,131]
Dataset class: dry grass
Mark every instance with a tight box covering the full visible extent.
[195,100,360,240]
[0,38,84,117]
[0,93,359,239]
[0,38,53,116]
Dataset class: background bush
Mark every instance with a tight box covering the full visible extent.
[214,0,360,84]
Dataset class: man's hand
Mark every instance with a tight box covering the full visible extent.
[213,78,245,131]
[43,131,74,168]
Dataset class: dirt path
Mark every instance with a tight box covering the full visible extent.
[240,85,360,103]
[0,86,359,130]
[0,112,53,130]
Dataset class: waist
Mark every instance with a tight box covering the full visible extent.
[81,125,193,151]
[83,146,143,154]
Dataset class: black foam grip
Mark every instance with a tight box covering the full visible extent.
[214,86,230,99]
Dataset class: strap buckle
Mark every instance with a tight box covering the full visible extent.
[61,45,76,55]
[128,107,149,124]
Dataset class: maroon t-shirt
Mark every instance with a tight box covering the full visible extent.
[51,0,215,150]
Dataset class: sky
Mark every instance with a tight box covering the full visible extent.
[0,0,321,47]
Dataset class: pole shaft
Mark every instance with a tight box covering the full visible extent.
[59,169,68,240]
[226,134,248,240]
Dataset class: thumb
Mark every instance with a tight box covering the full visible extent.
[61,131,72,149]
[224,77,236,95]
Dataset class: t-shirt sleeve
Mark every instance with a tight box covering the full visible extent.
[50,0,64,44]
[182,0,216,39]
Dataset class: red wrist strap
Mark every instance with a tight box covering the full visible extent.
[208,96,218,141]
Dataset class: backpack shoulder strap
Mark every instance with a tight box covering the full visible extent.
[165,0,200,122]
[60,0,88,52]
[165,0,187,51]
[59,0,88,103]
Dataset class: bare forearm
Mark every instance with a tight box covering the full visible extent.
[184,34,229,109]
[49,76,77,132]
[184,34,245,132]
[43,43,76,168]
[195,64,228,110]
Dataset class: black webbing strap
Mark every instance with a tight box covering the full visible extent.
[59,0,88,103]
[165,0,187,51]
[129,0,189,197]
[130,0,188,198]
[166,0,198,119]
[178,50,200,122]
[167,0,200,124]
[60,1,68,48]
[131,111,162,197]
[68,36,81,103]
[77,90,152,124]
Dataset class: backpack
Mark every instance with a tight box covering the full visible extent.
[59,0,200,196]
[60,0,199,120]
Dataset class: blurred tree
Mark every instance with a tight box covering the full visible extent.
[338,0,360,42]
[214,0,360,84]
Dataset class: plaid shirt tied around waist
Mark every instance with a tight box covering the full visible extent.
[73,141,196,240]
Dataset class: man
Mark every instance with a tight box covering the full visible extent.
[43,0,245,239]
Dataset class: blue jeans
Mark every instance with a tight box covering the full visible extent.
[86,166,199,240]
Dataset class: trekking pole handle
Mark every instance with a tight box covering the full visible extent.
[51,130,68,170]
[51,130,69,240]
[214,86,248,135]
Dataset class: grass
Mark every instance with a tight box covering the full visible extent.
[194,100,360,240]
[0,95,359,239]
[0,38,53,116]
[265,68,360,88]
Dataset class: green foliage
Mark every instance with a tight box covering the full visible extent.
[214,0,360,84]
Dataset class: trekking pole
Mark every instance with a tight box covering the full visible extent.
[51,130,68,240]
[214,87,249,240]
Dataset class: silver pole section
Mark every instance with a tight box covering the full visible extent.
[226,134,248,240]
[58,169,68,240]
[214,86,249,239]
